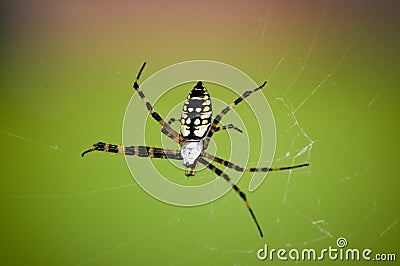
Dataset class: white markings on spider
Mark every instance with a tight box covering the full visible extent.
[181,140,203,166]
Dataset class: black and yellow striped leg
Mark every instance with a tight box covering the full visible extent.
[197,157,263,237]
[133,62,183,144]
[203,152,309,172]
[81,142,182,160]
[213,124,243,134]
[204,81,267,148]
[168,117,242,134]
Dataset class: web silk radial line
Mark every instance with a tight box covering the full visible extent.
[264,1,385,248]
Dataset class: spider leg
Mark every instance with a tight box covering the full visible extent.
[167,117,177,125]
[203,152,309,172]
[133,62,183,144]
[169,117,242,134]
[81,142,182,160]
[166,118,185,142]
[204,81,267,147]
[197,157,263,237]
[213,124,243,134]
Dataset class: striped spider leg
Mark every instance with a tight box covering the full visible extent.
[197,157,264,237]
[203,81,267,149]
[196,154,309,238]
[81,141,182,160]
[133,62,184,145]
[168,117,243,134]
[82,62,183,158]
[203,152,309,173]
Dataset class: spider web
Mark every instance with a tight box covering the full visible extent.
[195,1,398,261]
[196,1,399,262]
[0,0,398,265]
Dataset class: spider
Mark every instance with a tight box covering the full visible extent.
[82,62,309,237]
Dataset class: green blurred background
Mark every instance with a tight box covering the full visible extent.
[1,0,399,265]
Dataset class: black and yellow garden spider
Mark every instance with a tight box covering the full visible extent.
[82,62,309,237]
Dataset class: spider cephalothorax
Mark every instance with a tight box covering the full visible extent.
[82,62,309,237]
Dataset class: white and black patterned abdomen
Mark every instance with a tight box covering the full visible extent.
[180,81,212,140]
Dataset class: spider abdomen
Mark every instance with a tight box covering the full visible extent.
[180,81,212,140]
